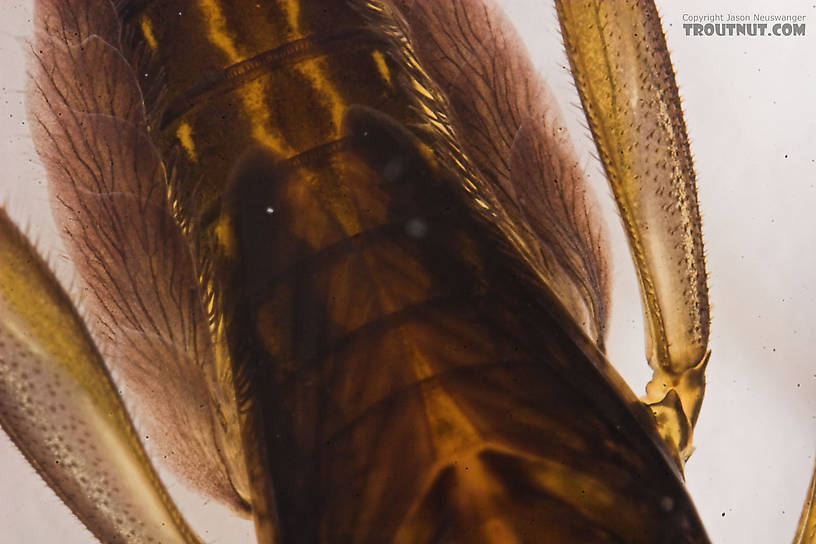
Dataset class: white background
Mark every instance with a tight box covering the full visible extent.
[1,1,814,542]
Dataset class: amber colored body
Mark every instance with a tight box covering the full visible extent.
[111,1,709,541]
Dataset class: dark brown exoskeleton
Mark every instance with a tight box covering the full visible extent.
[12,0,712,542]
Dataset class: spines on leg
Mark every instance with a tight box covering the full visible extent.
[0,208,202,544]
[556,0,711,463]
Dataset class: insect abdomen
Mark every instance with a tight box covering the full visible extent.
[118,1,709,541]
[219,103,706,542]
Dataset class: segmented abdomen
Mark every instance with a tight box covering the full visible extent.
[36,0,709,541]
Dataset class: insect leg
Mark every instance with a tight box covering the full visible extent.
[556,0,711,465]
